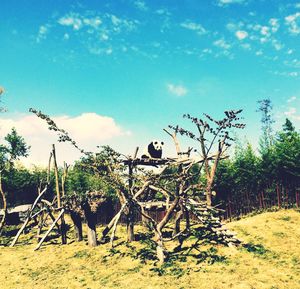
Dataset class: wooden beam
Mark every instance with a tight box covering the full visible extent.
[34,209,65,251]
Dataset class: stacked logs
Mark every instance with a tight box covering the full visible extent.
[184,198,241,246]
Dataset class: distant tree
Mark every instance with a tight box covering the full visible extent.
[257,98,274,153]
[274,118,300,184]
[3,128,30,168]
[0,125,30,233]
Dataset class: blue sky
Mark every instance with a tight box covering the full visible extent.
[1,0,300,165]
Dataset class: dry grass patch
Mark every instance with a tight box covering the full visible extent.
[0,209,300,289]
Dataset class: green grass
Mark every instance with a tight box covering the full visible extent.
[0,209,300,289]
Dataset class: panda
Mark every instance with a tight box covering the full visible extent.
[141,140,164,159]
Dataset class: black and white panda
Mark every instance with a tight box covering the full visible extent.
[141,140,164,159]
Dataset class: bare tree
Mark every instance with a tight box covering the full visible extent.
[169,110,245,206]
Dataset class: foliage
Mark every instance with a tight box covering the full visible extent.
[0,128,30,170]
[214,117,300,216]
[0,129,34,207]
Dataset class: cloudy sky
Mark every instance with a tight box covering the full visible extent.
[1,0,300,166]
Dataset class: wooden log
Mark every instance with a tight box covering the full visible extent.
[10,186,48,247]
[31,208,47,219]
[34,209,65,251]
[70,212,83,242]
[110,204,126,247]
[52,144,67,245]
[36,211,48,242]
[47,210,61,231]
[101,202,128,242]
[83,204,97,247]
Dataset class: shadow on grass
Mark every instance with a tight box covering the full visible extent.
[243,242,269,255]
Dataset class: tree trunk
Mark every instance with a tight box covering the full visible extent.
[141,207,150,226]
[173,213,181,236]
[156,238,166,264]
[0,185,7,235]
[173,207,183,237]
[185,209,190,231]
[70,212,83,242]
[126,206,135,242]
[206,183,212,207]
[84,205,97,247]
[60,215,67,244]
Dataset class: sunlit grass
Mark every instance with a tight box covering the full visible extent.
[0,209,300,289]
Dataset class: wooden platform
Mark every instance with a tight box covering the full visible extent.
[123,158,175,167]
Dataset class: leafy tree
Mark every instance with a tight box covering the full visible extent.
[0,129,32,207]
[2,128,30,169]
[274,118,300,184]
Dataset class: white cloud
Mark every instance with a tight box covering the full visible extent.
[155,8,171,16]
[106,48,113,55]
[285,12,300,35]
[36,25,50,42]
[287,96,297,103]
[58,13,83,30]
[213,38,231,50]
[63,33,70,40]
[181,21,207,35]
[241,43,251,50]
[260,26,270,36]
[83,17,102,29]
[111,15,122,26]
[217,0,246,6]
[269,18,280,33]
[0,113,131,166]
[284,107,296,116]
[284,107,300,121]
[134,0,148,11]
[256,50,263,56]
[235,30,248,40]
[101,33,109,41]
[226,22,244,31]
[272,40,283,51]
[167,83,188,97]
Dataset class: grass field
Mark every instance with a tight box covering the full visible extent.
[0,209,300,289]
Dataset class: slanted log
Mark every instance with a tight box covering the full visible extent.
[34,209,65,251]
[10,186,48,247]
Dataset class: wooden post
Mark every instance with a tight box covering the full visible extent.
[70,212,83,241]
[261,191,266,209]
[276,183,281,208]
[52,144,67,245]
[282,185,285,208]
[296,190,299,208]
[126,160,135,242]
